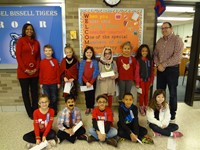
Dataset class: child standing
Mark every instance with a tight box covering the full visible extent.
[146,89,183,138]
[78,46,99,115]
[117,93,154,144]
[39,44,60,115]
[60,44,79,99]
[135,44,154,115]
[96,47,118,107]
[116,41,137,101]
[23,94,57,149]
[88,95,118,147]
[57,94,88,143]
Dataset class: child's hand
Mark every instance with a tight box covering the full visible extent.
[36,139,41,145]
[69,78,74,82]
[97,131,106,142]
[64,77,68,82]
[40,84,43,88]
[162,125,167,128]
[42,136,46,142]
[110,75,115,80]
[130,133,137,142]
[86,82,92,88]
[57,84,60,89]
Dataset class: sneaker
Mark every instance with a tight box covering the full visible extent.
[170,119,176,123]
[54,136,60,144]
[85,108,90,115]
[88,135,96,143]
[106,138,118,147]
[141,136,154,144]
[25,143,34,149]
[139,106,145,116]
[173,131,183,138]
[78,134,88,141]
[48,139,56,147]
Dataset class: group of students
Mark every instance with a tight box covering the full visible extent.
[23,91,183,149]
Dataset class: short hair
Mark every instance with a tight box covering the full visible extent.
[64,94,75,103]
[96,94,108,102]
[123,92,134,99]
[39,94,49,101]
[43,44,53,51]
[163,22,172,28]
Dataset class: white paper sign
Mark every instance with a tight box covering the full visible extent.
[64,82,73,93]
[132,12,139,21]
[167,137,176,150]
[137,88,142,94]
[72,121,83,135]
[80,85,94,92]
[100,71,115,78]
[29,140,48,150]
[97,120,105,134]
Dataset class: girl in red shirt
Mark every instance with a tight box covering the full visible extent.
[23,94,57,149]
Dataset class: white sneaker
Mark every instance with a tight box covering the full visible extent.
[170,119,176,123]
[25,142,34,149]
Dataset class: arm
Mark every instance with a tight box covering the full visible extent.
[160,104,171,127]
[146,108,162,127]
[33,110,41,143]
[43,109,54,138]
[90,60,99,84]
[135,60,140,87]
[57,109,67,131]
[16,38,26,71]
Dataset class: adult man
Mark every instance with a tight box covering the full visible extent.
[154,22,184,120]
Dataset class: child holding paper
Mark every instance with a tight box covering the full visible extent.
[117,93,154,144]
[96,47,118,107]
[23,94,57,149]
[88,94,118,147]
[135,44,154,115]
[60,44,79,99]
[116,41,137,102]
[146,89,183,138]
[57,94,88,143]
[39,44,60,116]
[78,46,99,115]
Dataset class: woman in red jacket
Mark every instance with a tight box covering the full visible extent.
[16,23,41,119]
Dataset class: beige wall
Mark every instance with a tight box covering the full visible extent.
[0,0,155,108]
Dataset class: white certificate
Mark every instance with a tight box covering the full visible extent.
[100,71,115,78]
[29,140,48,150]
[137,88,142,94]
[64,82,73,93]
[72,121,83,135]
[80,85,94,92]
[97,120,105,134]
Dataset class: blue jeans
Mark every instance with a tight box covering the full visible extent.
[118,80,133,100]
[42,84,58,114]
[89,127,117,140]
[157,66,179,120]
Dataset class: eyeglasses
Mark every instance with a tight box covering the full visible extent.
[104,52,111,55]
[39,101,49,104]
[98,101,107,104]
[161,27,171,30]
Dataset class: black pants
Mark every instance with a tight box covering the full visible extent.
[57,126,86,143]
[23,129,56,143]
[149,123,179,136]
[83,82,96,109]
[118,123,147,140]
[157,66,179,120]
[19,77,39,118]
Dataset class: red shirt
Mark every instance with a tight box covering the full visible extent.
[92,107,113,124]
[39,58,60,84]
[82,61,95,84]
[116,55,136,81]
[16,36,40,78]
[33,108,54,140]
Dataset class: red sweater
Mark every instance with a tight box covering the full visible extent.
[16,36,41,78]
[39,58,60,84]
[116,55,136,81]
[33,108,54,140]
[82,61,95,84]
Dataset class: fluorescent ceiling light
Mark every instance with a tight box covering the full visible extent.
[157,23,163,26]
[158,17,193,21]
[166,6,195,13]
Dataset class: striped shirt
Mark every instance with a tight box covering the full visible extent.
[154,33,184,68]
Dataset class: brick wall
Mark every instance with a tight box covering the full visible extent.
[0,0,155,109]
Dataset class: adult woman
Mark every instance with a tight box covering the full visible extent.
[16,23,41,119]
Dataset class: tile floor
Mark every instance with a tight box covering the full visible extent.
[0,102,200,150]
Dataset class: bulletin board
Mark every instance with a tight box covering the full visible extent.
[78,8,144,57]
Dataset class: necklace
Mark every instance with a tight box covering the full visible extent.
[66,58,74,64]
[28,43,34,55]
[104,64,112,71]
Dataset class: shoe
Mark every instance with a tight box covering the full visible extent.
[106,138,118,147]
[54,136,60,144]
[85,108,90,115]
[153,132,162,137]
[139,106,145,116]
[142,136,154,144]
[48,139,56,147]
[88,135,96,143]
[170,119,176,123]
[173,131,183,138]
[25,143,34,149]
[78,134,88,141]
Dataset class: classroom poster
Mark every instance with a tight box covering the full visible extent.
[79,8,144,57]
